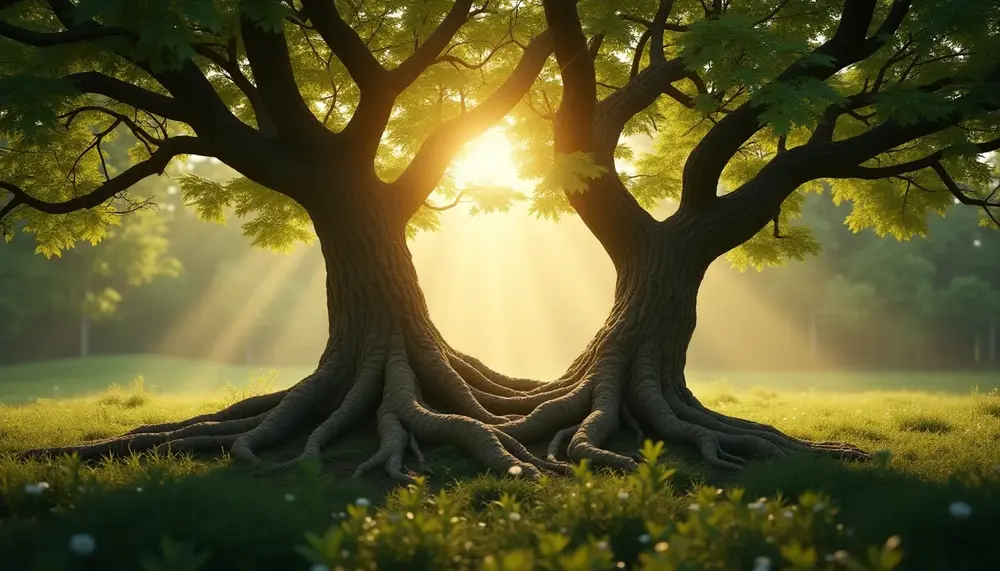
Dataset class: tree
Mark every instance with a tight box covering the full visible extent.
[513,0,999,469]
[0,0,579,479]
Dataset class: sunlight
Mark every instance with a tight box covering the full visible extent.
[449,127,523,191]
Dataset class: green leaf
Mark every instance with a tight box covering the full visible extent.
[547,152,608,195]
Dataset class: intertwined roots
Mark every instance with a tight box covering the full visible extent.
[23,325,868,481]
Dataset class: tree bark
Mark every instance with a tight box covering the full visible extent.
[22,179,572,481]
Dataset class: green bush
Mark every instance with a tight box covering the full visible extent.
[294,442,903,571]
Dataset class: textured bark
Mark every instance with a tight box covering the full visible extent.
[21,178,573,480]
[22,180,866,478]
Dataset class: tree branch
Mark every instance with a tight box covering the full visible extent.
[649,0,676,66]
[0,19,131,46]
[239,12,326,144]
[826,137,1000,180]
[62,73,188,122]
[192,42,275,135]
[679,0,912,211]
[300,0,387,91]
[0,136,207,223]
[391,0,476,90]
[390,32,552,218]
[629,29,651,80]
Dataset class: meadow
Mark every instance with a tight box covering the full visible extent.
[0,357,998,570]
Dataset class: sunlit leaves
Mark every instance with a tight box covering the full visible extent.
[239,0,292,33]
[464,185,528,216]
[755,77,845,135]
[179,175,314,252]
[726,192,822,272]
[548,152,608,195]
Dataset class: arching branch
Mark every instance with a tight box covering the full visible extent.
[389,32,552,218]
[239,12,326,144]
[0,19,130,46]
[192,41,274,135]
[300,0,387,91]
[543,0,657,259]
[679,0,912,211]
[390,0,477,91]
[0,136,208,222]
[64,73,188,122]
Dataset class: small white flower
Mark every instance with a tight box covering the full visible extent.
[355,497,370,508]
[638,534,651,544]
[69,533,96,555]
[508,512,522,522]
[310,564,330,571]
[753,556,771,571]
[136,487,143,493]
[617,491,630,501]
[478,522,487,528]
[885,535,902,549]
[782,509,795,519]
[24,482,50,495]
[747,501,766,513]
[285,493,296,502]
[616,562,626,568]
[949,501,972,519]
[507,465,523,476]
[596,541,608,551]
[654,541,669,553]
[688,503,701,512]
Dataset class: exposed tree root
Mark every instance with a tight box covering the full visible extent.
[20,317,868,481]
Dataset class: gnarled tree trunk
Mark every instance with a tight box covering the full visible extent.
[24,179,577,481]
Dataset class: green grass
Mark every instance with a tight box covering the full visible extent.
[0,364,999,570]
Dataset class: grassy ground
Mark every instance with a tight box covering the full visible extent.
[1,355,997,403]
[0,361,999,570]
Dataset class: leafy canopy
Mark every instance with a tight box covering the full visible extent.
[0,0,997,272]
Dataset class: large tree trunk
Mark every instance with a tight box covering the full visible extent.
[511,212,870,470]
[23,182,573,480]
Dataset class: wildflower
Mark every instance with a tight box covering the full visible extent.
[508,512,522,522]
[782,509,794,519]
[478,522,487,528]
[285,493,296,503]
[596,541,608,550]
[355,497,370,508]
[310,565,330,571]
[654,542,669,553]
[638,534,651,544]
[136,487,143,493]
[825,550,849,562]
[747,501,766,513]
[885,535,902,549]
[688,503,701,512]
[69,533,96,556]
[753,556,771,571]
[617,490,630,501]
[24,482,50,495]
[507,465,522,476]
[617,562,626,569]
[949,501,972,519]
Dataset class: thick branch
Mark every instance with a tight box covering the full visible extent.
[649,0,676,66]
[0,136,206,222]
[239,12,326,144]
[300,0,387,91]
[0,19,129,46]
[679,0,912,211]
[63,73,188,121]
[543,0,657,259]
[391,0,476,90]
[826,137,1000,180]
[593,58,688,152]
[390,32,552,218]
[192,42,274,135]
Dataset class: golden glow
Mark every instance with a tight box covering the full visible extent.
[159,130,843,382]
[449,127,524,191]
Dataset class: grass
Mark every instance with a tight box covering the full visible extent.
[0,362,999,570]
